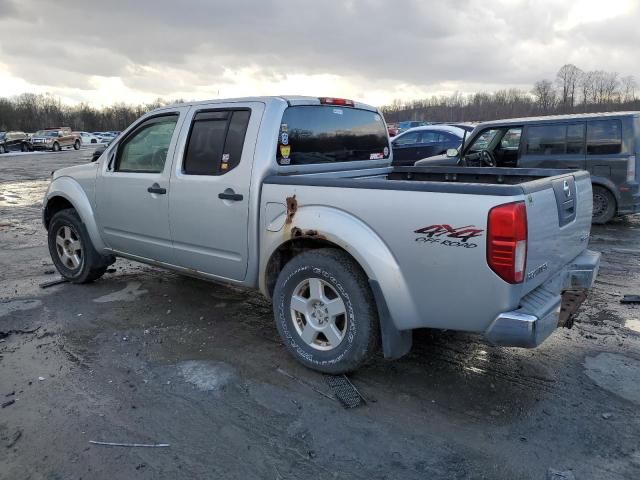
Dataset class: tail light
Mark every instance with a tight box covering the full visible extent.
[487,201,528,284]
[319,97,354,107]
[627,155,636,182]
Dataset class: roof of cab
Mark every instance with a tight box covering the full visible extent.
[476,111,640,128]
[161,96,378,112]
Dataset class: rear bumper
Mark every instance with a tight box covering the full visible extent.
[485,249,600,348]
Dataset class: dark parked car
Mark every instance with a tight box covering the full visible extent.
[391,125,466,166]
[449,111,640,223]
[0,131,30,153]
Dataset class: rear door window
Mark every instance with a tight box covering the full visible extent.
[587,120,622,155]
[183,109,251,175]
[418,131,441,143]
[277,106,389,165]
[526,125,566,155]
[394,132,420,146]
[566,123,585,154]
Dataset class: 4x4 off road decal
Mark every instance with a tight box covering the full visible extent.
[414,224,484,249]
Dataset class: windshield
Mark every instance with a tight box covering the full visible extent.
[34,130,59,137]
[276,106,389,165]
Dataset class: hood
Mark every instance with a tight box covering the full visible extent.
[52,162,98,180]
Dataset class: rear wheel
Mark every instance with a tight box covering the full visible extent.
[20,143,26,152]
[592,185,616,224]
[52,142,60,152]
[73,140,81,150]
[48,209,113,283]
[0,145,5,154]
[273,248,380,374]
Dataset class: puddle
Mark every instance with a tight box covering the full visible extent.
[0,299,42,318]
[625,318,640,333]
[93,282,148,303]
[584,352,640,405]
[177,360,236,392]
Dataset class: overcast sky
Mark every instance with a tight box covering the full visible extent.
[0,0,638,107]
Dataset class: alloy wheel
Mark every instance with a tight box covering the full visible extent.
[290,277,348,351]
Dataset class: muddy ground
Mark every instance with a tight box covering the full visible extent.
[1,149,639,480]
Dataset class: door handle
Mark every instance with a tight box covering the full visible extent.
[218,192,243,201]
[147,183,167,195]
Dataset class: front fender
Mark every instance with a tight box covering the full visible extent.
[44,176,107,252]
[260,204,419,332]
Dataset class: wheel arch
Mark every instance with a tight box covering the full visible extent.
[260,205,416,359]
[43,177,107,252]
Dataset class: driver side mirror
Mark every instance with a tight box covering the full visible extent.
[446,148,459,158]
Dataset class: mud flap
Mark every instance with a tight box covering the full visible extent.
[369,280,412,359]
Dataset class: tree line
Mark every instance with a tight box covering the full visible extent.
[0,94,181,132]
[382,64,639,123]
[0,64,638,131]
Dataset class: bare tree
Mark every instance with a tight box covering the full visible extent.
[620,75,637,103]
[532,80,557,112]
[556,64,582,110]
[603,71,620,103]
[580,70,595,109]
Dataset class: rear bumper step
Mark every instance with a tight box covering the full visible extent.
[485,249,600,348]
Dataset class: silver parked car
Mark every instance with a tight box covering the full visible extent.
[42,96,599,373]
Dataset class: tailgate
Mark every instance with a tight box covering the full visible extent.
[521,170,592,294]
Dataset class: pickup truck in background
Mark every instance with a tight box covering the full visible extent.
[30,127,80,152]
[42,96,600,373]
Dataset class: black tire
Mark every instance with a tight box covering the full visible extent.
[20,143,26,152]
[52,142,60,152]
[0,145,5,154]
[73,140,81,150]
[273,248,380,374]
[592,185,616,224]
[47,209,113,283]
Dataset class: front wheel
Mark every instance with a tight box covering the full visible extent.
[592,185,616,224]
[73,140,81,150]
[52,142,60,152]
[273,248,380,374]
[48,209,113,283]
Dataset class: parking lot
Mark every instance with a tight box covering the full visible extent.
[1,149,639,479]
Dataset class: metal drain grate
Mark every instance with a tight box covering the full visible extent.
[325,375,365,409]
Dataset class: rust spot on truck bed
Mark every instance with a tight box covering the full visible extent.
[286,195,297,224]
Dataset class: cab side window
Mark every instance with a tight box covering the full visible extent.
[183,109,251,175]
[116,115,179,173]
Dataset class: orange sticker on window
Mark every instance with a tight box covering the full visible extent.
[280,145,291,158]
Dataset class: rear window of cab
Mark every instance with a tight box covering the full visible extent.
[276,106,390,165]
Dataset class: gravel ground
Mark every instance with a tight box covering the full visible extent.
[1,149,639,480]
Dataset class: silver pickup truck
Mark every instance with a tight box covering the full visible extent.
[42,96,600,373]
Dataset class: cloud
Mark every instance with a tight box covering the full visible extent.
[0,0,638,106]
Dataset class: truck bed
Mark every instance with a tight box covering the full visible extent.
[266,165,591,196]
[261,165,593,333]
